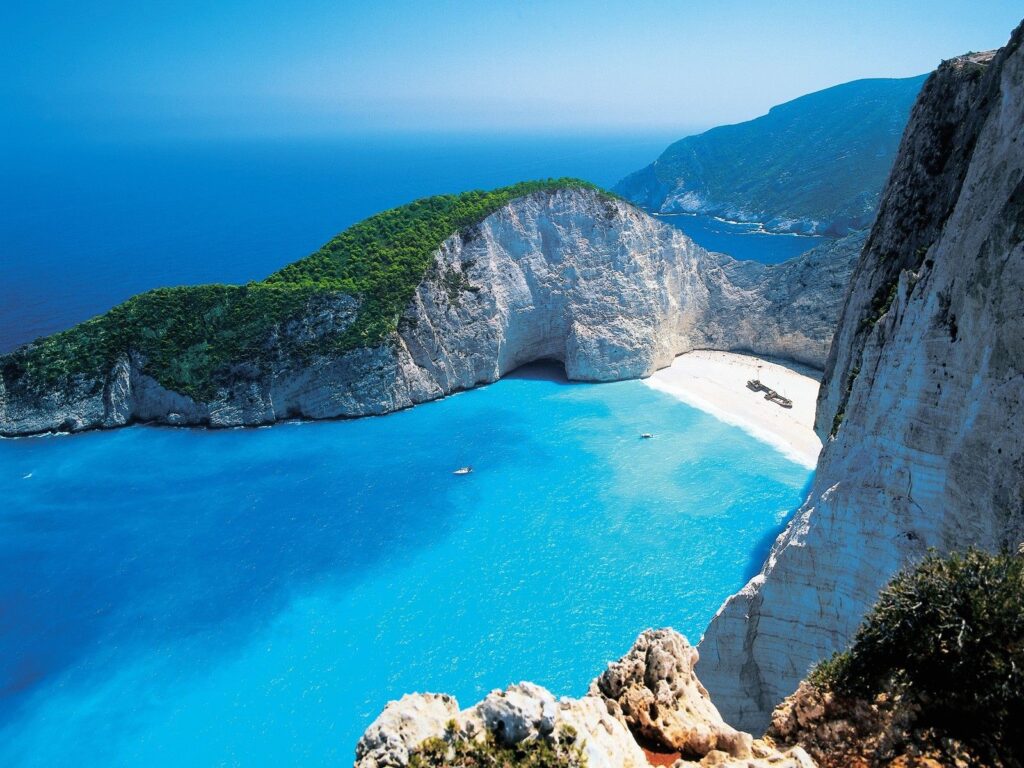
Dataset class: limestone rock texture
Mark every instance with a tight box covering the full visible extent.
[698,23,1024,733]
[353,630,815,768]
[354,693,461,768]
[353,682,648,768]
[589,628,752,758]
[0,188,856,436]
[672,740,816,768]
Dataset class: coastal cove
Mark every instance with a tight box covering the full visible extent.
[0,368,813,766]
[6,4,1024,763]
[654,213,829,264]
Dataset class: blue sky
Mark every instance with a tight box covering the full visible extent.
[3,1,1021,140]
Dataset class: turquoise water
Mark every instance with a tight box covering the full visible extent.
[0,369,811,765]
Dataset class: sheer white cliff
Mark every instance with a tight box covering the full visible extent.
[698,23,1024,732]
[0,189,854,436]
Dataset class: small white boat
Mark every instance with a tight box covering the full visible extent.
[641,433,654,439]
[452,466,473,475]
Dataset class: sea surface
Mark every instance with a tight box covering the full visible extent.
[1,135,818,765]
[654,213,828,263]
[0,369,812,765]
[0,134,826,353]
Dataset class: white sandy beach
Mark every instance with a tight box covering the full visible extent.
[644,350,823,468]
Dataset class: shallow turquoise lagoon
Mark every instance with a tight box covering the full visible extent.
[0,369,811,766]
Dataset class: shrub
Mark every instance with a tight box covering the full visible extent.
[408,726,586,768]
[811,548,1024,764]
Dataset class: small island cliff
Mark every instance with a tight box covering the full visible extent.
[0,184,857,437]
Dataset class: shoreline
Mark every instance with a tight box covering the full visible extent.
[644,350,823,469]
[647,210,833,239]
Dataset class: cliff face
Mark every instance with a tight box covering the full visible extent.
[614,76,924,235]
[0,189,854,436]
[698,24,1024,733]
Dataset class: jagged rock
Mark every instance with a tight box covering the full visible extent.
[354,693,460,768]
[353,684,648,768]
[590,629,752,758]
[764,680,969,767]
[353,630,822,768]
[555,696,652,768]
[0,188,858,436]
[461,682,558,742]
[699,20,1024,732]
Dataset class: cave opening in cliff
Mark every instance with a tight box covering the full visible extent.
[504,358,570,384]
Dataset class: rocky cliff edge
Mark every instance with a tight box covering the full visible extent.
[697,22,1024,732]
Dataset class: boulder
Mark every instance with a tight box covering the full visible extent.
[590,629,751,758]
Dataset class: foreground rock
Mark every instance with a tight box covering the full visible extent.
[698,21,1024,732]
[0,189,857,436]
[590,629,752,758]
[355,693,461,768]
[354,630,814,768]
[354,683,647,768]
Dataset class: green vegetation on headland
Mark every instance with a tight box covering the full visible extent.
[803,548,1024,766]
[1,179,606,401]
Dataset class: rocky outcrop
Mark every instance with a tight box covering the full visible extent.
[698,21,1024,732]
[0,189,856,437]
[767,679,987,768]
[674,743,815,768]
[355,693,461,768]
[589,629,751,758]
[353,630,815,768]
[766,682,927,768]
[354,683,648,768]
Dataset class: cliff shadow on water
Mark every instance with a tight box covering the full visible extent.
[741,474,816,584]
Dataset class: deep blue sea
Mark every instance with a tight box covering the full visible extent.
[0,135,817,765]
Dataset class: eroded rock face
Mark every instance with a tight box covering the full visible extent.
[673,740,816,768]
[353,683,648,768]
[0,188,857,436]
[698,22,1024,732]
[462,683,558,743]
[590,629,751,758]
[354,693,460,768]
[354,632,815,768]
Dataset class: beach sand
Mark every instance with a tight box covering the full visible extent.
[644,350,823,469]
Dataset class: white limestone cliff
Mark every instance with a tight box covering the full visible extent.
[0,189,855,436]
[697,24,1024,732]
